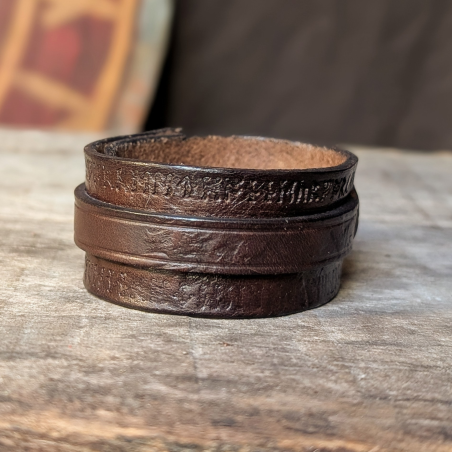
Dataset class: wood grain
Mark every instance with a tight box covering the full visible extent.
[0,129,451,451]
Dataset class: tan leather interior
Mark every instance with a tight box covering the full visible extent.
[108,136,346,170]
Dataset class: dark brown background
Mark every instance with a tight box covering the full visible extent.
[147,0,452,150]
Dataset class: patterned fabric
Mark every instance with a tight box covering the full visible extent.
[0,0,172,132]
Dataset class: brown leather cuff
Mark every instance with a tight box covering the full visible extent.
[74,129,359,318]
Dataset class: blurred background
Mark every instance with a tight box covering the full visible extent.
[1,0,452,150]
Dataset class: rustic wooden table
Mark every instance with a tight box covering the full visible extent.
[0,130,451,452]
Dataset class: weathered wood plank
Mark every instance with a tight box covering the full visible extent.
[0,130,451,451]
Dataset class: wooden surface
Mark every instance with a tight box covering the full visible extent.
[0,129,451,451]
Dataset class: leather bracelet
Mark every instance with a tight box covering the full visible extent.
[74,129,359,318]
[75,185,358,275]
[84,128,357,218]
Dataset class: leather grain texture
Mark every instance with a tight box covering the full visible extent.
[83,254,343,318]
[74,129,359,317]
[75,185,358,275]
[84,128,357,218]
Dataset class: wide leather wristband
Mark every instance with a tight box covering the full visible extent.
[74,129,359,318]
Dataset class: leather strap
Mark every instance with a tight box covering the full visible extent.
[84,128,357,218]
[75,184,358,275]
[83,254,343,318]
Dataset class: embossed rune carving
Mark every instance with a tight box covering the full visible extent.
[85,158,354,208]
